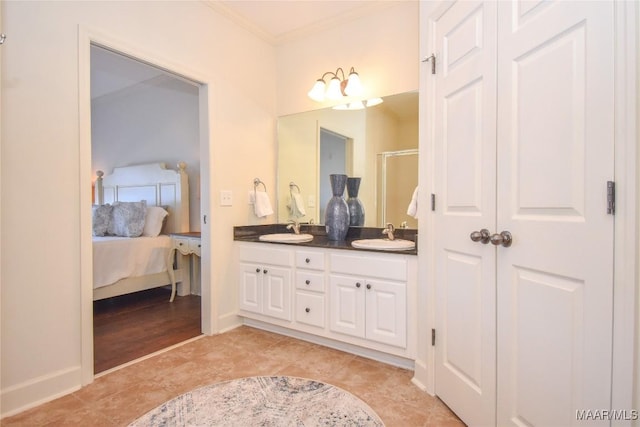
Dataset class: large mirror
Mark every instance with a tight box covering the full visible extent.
[277,91,418,228]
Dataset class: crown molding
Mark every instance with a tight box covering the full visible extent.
[201,0,400,46]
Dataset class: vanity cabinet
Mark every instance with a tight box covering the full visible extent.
[236,241,416,361]
[238,245,293,321]
[329,253,407,348]
[329,276,406,348]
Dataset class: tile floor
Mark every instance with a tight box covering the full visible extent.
[2,326,465,427]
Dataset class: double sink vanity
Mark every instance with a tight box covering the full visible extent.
[233,224,418,367]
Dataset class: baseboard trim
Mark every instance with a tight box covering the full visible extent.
[217,312,242,334]
[243,319,415,370]
[1,366,82,419]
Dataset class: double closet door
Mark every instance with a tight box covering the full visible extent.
[430,1,615,426]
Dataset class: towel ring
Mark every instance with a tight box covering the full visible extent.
[289,182,301,194]
[253,179,267,201]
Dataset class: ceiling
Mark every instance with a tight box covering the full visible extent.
[208,0,397,44]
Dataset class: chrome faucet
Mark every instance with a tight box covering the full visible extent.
[382,223,395,241]
[286,220,301,235]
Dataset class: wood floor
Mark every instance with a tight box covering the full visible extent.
[93,287,201,373]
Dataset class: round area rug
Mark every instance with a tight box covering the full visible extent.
[129,376,384,426]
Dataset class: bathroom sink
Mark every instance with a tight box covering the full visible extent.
[351,238,415,251]
[258,233,314,243]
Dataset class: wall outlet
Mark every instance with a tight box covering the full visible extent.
[220,190,233,206]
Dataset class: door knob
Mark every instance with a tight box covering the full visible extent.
[490,231,512,247]
[470,229,491,244]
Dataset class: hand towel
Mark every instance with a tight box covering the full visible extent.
[407,186,418,219]
[290,193,306,217]
[254,191,273,218]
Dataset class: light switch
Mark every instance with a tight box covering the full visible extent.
[220,190,233,206]
[308,195,316,208]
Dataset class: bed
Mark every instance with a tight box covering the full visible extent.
[92,162,190,302]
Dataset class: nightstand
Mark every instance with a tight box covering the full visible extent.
[167,232,201,302]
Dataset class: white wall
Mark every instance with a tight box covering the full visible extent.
[1,0,276,416]
[91,75,201,230]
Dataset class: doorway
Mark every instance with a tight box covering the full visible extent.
[79,33,212,384]
[90,44,203,373]
[319,128,353,222]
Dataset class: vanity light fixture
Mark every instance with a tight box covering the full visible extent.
[307,67,363,102]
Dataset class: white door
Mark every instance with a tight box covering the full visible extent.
[431,1,615,426]
[365,279,407,348]
[432,1,498,425]
[238,263,262,314]
[262,266,292,321]
[495,2,614,425]
[330,274,365,338]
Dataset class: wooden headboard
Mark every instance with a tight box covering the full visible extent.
[95,162,190,234]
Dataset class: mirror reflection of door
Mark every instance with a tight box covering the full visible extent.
[377,150,418,228]
[319,128,352,222]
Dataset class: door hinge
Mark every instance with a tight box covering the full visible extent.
[431,194,436,211]
[607,181,615,215]
[422,54,436,75]
[431,328,436,346]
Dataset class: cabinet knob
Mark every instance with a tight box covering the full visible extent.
[256,268,261,273]
[305,258,311,263]
[305,279,311,285]
[305,307,310,313]
[263,269,268,274]
[179,242,184,246]
[356,282,361,288]
[366,284,372,290]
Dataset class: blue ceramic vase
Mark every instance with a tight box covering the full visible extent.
[325,174,350,241]
[346,177,365,227]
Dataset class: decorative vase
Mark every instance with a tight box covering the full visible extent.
[325,174,350,241]
[346,177,365,226]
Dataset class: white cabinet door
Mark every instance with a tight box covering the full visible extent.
[430,1,615,426]
[495,2,614,425]
[239,262,291,321]
[365,279,407,348]
[329,274,365,338]
[431,1,498,425]
[262,266,292,321]
[239,263,262,314]
[330,274,407,348]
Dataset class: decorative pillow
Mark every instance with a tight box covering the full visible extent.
[142,206,169,237]
[108,201,147,237]
[92,204,112,237]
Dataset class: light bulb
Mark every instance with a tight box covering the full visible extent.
[326,77,343,100]
[307,79,326,102]
[344,71,363,96]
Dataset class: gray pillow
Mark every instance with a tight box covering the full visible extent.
[108,201,147,237]
[92,204,113,237]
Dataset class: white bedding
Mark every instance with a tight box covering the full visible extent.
[93,235,171,289]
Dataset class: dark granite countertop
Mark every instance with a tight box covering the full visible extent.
[233,224,417,256]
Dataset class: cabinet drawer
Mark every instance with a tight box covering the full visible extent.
[295,292,325,328]
[296,250,325,270]
[174,238,191,255]
[239,244,292,266]
[188,239,202,256]
[296,271,325,293]
[330,253,407,281]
